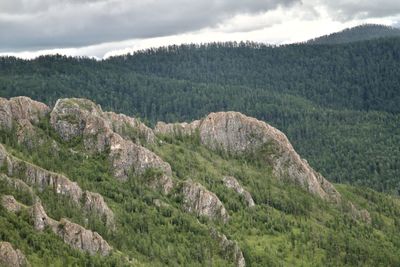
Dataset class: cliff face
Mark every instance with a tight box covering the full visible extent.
[155,111,341,202]
[50,98,173,193]
[182,180,229,223]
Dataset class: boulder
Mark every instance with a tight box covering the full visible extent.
[0,242,29,267]
[223,176,255,207]
[182,180,229,223]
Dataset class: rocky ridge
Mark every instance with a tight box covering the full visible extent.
[210,229,245,267]
[0,145,115,228]
[50,98,173,192]
[155,112,341,202]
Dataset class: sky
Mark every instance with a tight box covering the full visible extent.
[0,0,400,59]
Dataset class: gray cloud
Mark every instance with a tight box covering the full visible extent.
[0,0,297,51]
[317,0,400,21]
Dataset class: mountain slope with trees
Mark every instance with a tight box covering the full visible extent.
[0,32,399,194]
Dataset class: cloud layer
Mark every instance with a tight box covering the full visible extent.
[0,0,399,58]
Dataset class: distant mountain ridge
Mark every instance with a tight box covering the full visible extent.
[307,24,400,44]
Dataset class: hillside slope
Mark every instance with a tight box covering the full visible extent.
[307,24,400,45]
[0,97,400,266]
[0,37,399,193]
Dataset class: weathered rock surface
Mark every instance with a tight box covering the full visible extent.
[30,202,58,231]
[223,176,255,207]
[1,195,26,213]
[50,98,173,191]
[182,180,229,223]
[0,96,50,130]
[103,112,155,145]
[30,202,111,256]
[58,218,112,256]
[83,191,115,228]
[0,241,29,267]
[155,120,201,137]
[0,97,50,148]
[0,144,115,227]
[211,229,245,267]
[349,202,372,224]
[156,112,340,202]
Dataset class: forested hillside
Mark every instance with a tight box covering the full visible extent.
[307,24,400,45]
[1,96,400,266]
[0,35,399,193]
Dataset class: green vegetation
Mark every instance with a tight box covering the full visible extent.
[1,118,400,266]
[1,36,400,194]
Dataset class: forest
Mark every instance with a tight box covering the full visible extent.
[0,36,400,194]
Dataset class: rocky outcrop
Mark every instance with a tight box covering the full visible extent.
[50,98,173,191]
[103,112,155,145]
[58,218,112,256]
[182,180,229,223]
[222,176,255,207]
[0,97,50,149]
[30,202,111,256]
[0,242,29,267]
[30,202,58,231]
[1,195,27,213]
[210,229,245,267]
[349,202,371,224]
[83,192,115,228]
[0,96,50,130]
[156,112,340,202]
[155,120,201,137]
[0,145,115,227]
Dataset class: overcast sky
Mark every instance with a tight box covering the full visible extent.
[0,0,399,59]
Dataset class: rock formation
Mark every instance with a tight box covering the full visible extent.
[30,201,112,256]
[0,241,29,267]
[1,195,26,213]
[50,98,173,192]
[156,112,341,202]
[222,176,255,207]
[58,218,112,256]
[210,229,245,267]
[182,180,229,223]
[0,144,115,227]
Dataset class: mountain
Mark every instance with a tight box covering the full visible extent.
[0,37,400,194]
[307,24,400,44]
[0,96,399,266]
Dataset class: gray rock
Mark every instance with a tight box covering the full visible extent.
[30,202,111,256]
[0,241,29,267]
[51,98,174,192]
[223,176,255,207]
[83,191,115,228]
[103,112,155,145]
[210,229,245,267]
[58,218,112,256]
[0,144,115,227]
[156,112,340,202]
[1,195,26,213]
[182,180,229,223]
[154,120,201,136]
